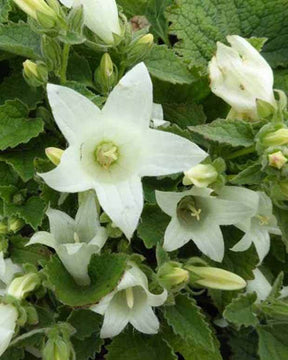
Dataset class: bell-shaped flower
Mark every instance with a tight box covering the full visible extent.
[39,63,207,240]
[0,252,22,295]
[27,191,107,286]
[209,35,276,120]
[156,187,253,262]
[91,263,167,338]
[219,187,281,263]
[59,0,121,44]
[0,303,18,357]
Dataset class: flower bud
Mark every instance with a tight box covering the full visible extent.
[8,217,25,233]
[183,164,218,188]
[268,151,287,169]
[41,35,62,72]
[126,33,154,66]
[158,262,190,291]
[7,273,41,300]
[94,53,117,94]
[43,337,72,360]
[23,60,48,87]
[262,128,288,147]
[186,265,246,290]
[45,147,64,166]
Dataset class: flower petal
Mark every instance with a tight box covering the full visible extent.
[163,218,192,252]
[94,176,143,239]
[0,304,18,357]
[27,231,57,249]
[219,186,259,214]
[102,63,153,128]
[47,84,102,145]
[39,147,93,193]
[247,269,272,302]
[155,190,186,217]
[231,232,253,252]
[140,129,207,176]
[130,304,160,335]
[0,253,22,286]
[251,227,270,263]
[46,208,75,244]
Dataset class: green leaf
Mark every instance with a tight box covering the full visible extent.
[228,328,259,360]
[67,51,93,87]
[189,119,255,148]
[117,0,148,17]
[0,22,41,59]
[167,0,288,69]
[73,334,104,360]
[0,162,18,186]
[146,0,172,43]
[106,328,177,360]
[145,45,193,84]
[0,100,44,151]
[230,163,265,185]
[261,300,288,319]
[68,309,102,340]
[273,206,288,250]
[0,0,12,22]
[163,295,214,348]
[163,102,206,128]
[257,323,288,360]
[223,293,258,327]
[1,348,25,360]
[65,81,104,107]
[43,253,127,306]
[137,204,170,248]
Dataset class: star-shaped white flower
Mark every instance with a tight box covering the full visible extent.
[0,252,22,296]
[27,191,107,286]
[156,187,253,262]
[219,187,281,263]
[40,63,207,239]
[91,263,167,338]
[0,303,18,357]
[209,35,275,120]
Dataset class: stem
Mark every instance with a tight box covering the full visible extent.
[225,145,256,160]
[10,328,48,347]
[60,43,71,85]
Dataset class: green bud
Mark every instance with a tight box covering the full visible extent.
[183,164,218,187]
[126,33,154,66]
[158,262,190,291]
[262,128,288,147]
[186,265,246,291]
[67,4,84,34]
[41,35,62,72]
[45,147,64,166]
[268,151,288,169]
[23,60,48,87]
[43,338,71,360]
[13,0,57,21]
[256,98,275,119]
[12,192,26,205]
[8,217,24,233]
[94,53,118,94]
[7,273,41,300]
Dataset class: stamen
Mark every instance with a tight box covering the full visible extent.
[95,141,119,169]
[256,215,269,226]
[74,232,80,243]
[125,288,134,309]
[188,205,202,221]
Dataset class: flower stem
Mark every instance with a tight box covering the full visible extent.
[225,145,256,160]
[60,43,71,85]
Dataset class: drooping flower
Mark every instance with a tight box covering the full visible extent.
[219,187,281,263]
[0,252,22,295]
[40,63,207,239]
[0,303,18,357]
[156,187,253,262]
[209,35,276,120]
[59,0,121,44]
[27,191,107,285]
[91,263,167,338]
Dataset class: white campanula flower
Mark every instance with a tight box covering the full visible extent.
[219,187,281,263]
[91,264,167,338]
[0,303,18,357]
[209,35,276,120]
[27,191,107,286]
[40,63,207,240]
[59,0,121,44]
[156,187,253,262]
[0,252,22,295]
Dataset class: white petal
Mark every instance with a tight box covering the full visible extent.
[191,223,225,262]
[146,289,167,307]
[231,232,253,252]
[219,186,259,214]
[39,147,93,193]
[0,304,18,357]
[46,208,75,244]
[117,265,149,292]
[152,103,164,121]
[91,292,115,315]
[0,253,22,286]
[163,218,192,252]
[130,304,160,335]
[140,129,207,176]
[103,63,152,128]
[155,190,186,217]
[27,231,57,249]
[247,269,271,302]
[95,176,143,239]
[251,227,270,264]
[58,0,73,7]
[47,84,102,145]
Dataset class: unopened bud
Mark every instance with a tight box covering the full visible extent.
[41,35,62,72]
[126,33,154,65]
[8,273,41,300]
[186,265,246,290]
[45,147,64,166]
[94,53,117,94]
[8,217,25,233]
[262,128,288,147]
[268,151,287,169]
[43,338,72,360]
[183,164,218,187]
[158,262,190,290]
[23,60,48,87]
[67,4,84,33]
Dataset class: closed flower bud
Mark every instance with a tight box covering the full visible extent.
[43,337,72,360]
[262,128,288,147]
[268,151,287,169]
[23,60,48,87]
[186,265,246,290]
[126,33,154,66]
[8,217,25,233]
[41,35,62,72]
[7,273,41,300]
[94,53,117,94]
[183,164,218,188]
[45,147,64,166]
[158,262,190,290]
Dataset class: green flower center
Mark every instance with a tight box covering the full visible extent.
[256,215,270,226]
[95,141,119,169]
[177,196,202,224]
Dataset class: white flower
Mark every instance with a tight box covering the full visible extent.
[91,264,167,338]
[27,191,107,286]
[219,187,281,263]
[0,303,18,357]
[59,0,121,44]
[209,35,275,120]
[40,63,207,239]
[150,104,170,128]
[156,187,253,262]
[0,252,22,295]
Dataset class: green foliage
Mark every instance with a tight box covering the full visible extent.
[257,323,288,360]
[0,0,12,22]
